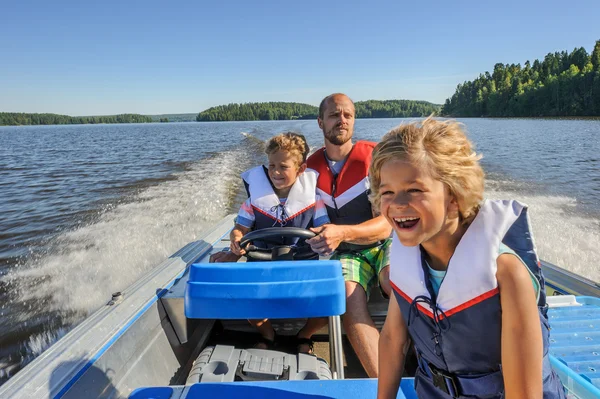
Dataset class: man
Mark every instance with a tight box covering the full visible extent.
[305,93,392,378]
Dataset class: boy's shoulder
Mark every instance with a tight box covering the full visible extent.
[241,165,266,180]
[305,167,318,176]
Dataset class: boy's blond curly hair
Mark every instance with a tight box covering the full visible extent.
[265,132,310,166]
[369,117,485,225]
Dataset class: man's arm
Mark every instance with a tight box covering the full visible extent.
[306,215,391,255]
[341,214,391,244]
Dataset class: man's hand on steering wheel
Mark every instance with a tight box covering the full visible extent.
[306,224,347,256]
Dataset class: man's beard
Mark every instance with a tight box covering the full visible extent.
[324,127,353,146]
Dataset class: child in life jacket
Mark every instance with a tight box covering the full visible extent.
[220,132,330,354]
[371,119,565,399]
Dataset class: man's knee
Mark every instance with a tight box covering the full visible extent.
[345,280,366,300]
[344,281,369,317]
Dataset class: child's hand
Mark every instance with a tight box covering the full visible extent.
[210,250,241,263]
[230,240,245,256]
[230,228,246,256]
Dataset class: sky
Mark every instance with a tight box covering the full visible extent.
[1,0,599,116]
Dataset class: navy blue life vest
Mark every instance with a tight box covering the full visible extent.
[307,140,377,252]
[389,200,564,399]
[241,165,318,249]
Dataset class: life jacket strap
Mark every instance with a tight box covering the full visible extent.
[417,353,504,398]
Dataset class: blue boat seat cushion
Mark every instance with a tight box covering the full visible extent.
[184,260,345,319]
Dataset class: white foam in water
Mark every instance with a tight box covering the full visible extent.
[24,327,69,359]
[486,182,600,284]
[5,150,245,317]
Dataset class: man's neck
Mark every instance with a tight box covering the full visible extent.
[324,140,354,162]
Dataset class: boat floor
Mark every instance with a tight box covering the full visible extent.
[208,287,417,378]
[206,326,367,378]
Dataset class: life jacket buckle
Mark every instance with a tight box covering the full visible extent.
[428,364,460,398]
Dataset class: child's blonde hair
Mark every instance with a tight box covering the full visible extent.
[265,132,310,166]
[369,117,485,225]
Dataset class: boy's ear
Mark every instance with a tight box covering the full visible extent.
[447,194,460,219]
[298,163,307,174]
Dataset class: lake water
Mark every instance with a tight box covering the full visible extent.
[0,118,599,383]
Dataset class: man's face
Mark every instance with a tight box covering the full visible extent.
[318,95,355,146]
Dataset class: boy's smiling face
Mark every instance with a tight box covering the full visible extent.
[378,158,457,247]
[267,150,306,195]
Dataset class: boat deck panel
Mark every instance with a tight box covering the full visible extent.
[548,296,600,398]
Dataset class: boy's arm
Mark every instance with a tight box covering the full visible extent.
[230,223,251,255]
[307,215,391,256]
[497,253,543,399]
[377,294,409,399]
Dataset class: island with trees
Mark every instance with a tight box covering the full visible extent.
[150,113,197,122]
[442,39,600,117]
[195,100,441,121]
[196,102,319,121]
[0,113,152,126]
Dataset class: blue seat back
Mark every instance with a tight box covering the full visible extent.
[184,260,345,319]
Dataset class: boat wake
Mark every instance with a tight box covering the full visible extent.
[486,179,600,284]
[0,147,258,383]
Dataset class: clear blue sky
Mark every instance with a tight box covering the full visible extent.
[1,0,599,116]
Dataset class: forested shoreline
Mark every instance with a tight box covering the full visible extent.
[195,100,441,121]
[0,113,152,126]
[442,39,600,117]
[0,100,441,126]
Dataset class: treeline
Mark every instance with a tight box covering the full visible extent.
[197,100,440,121]
[442,39,600,117]
[150,113,197,122]
[355,100,440,118]
[197,102,317,121]
[0,113,152,126]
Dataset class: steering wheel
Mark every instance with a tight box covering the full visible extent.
[239,227,317,261]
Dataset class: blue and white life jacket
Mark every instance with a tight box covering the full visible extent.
[241,165,318,249]
[389,199,564,399]
[307,140,378,251]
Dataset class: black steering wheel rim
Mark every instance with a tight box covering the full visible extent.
[239,227,316,261]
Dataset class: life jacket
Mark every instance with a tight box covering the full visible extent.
[306,140,377,252]
[241,165,318,250]
[389,200,564,399]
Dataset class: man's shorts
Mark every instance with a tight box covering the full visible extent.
[331,238,391,299]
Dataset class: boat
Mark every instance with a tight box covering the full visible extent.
[0,214,599,399]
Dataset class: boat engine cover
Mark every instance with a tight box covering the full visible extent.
[186,345,332,383]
